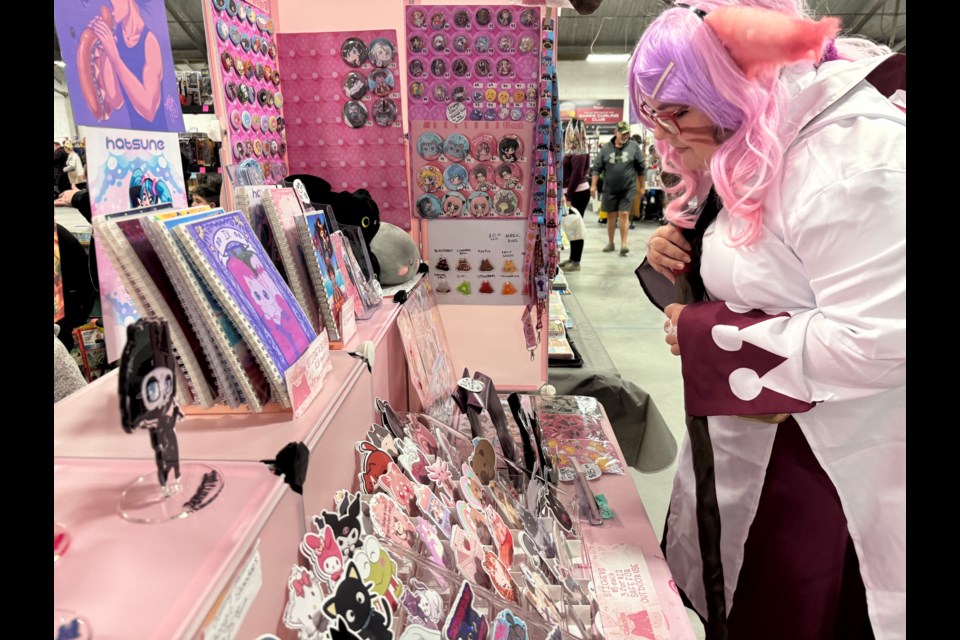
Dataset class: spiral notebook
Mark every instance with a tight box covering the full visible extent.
[144,209,273,412]
[174,210,318,407]
[234,185,288,283]
[94,206,222,408]
[295,207,345,346]
[262,188,321,332]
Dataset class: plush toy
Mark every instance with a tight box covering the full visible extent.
[370,223,420,286]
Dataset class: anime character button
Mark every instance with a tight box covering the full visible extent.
[410,9,427,29]
[443,134,470,162]
[452,58,469,78]
[467,192,493,218]
[251,35,261,54]
[234,81,249,103]
[233,141,245,159]
[272,69,281,86]
[452,86,468,103]
[266,91,276,108]
[368,69,395,98]
[268,42,277,59]
[276,116,285,132]
[432,84,449,103]
[279,141,287,155]
[245,140,255,157]
[430,33,448,52]
[340,38,367,68]
[220,51,234,73]
[453,9,470,29]
[497,9,513,27]
[256,87,268,106]
[236,1,247,21]
[430,12,446,30]
[230,109,241,130]
[520,9,538,27]
[498,135,523,162]
[441,192,466,217]
[228,24,241,46]
[409,34,426,53]
[430,59,447,78]
[471,161,496,188]
[453,34,470,53]
[342,100,368,128]
[476,8,492,26]
[497,35,515,54]
[212,0,227,12]
[253,139,263,157]
[261,37,270,55]
[343,72,367,100]
[470,108,483,121]
[410,82,425,99]
[368,39,396,68]
[474,59,491,78]
[408,59,425,78]
[518,35,535,54]
[252,113,262,132]
[240,33,251,52]
[484,107,498,121]
[244,60,255,79]
[483,88,497,103]
[474,35,491,54]
[270,140,280,155]
[496,164,522,190]
[372,98,397,127]
[416,132,443,160]
[255,63,265,81]
[417,165,443,193]
[443,164,469,191]
[241,110,252,130]
[497,90,511,105]
[261,115,271,134]
[224,81,237,102]
[274,92,284,109]
[416,193,443,219]
[226,0,237,17]
[494,190,519,216]
[510,108,524,122]
[216,19,229,41]
[496,59,514,77]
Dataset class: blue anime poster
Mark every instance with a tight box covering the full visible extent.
[54,0,184,132]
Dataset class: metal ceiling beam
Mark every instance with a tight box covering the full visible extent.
[165,2,207,60]
[849,0,887,35]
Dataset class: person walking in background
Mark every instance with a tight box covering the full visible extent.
[591,121,645,256]
[560,151,592,271]
[191,175,223,208]
[64,141,86,189]
[635,1,904,636]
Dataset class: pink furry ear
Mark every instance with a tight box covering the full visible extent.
[705,6,841,80]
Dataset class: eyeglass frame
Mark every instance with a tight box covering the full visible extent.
[637,99,686,136]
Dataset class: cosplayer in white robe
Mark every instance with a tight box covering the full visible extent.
[666,54,905,639]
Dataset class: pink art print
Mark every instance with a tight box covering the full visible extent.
[591,544,670,640]
[404,5,541,122]
[203,0,288,179]
[378,462,419,517]
[410,120,534,219]
[277,30,409,230]
[368,494,418,550]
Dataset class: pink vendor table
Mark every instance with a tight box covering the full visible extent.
[53,300,694,638]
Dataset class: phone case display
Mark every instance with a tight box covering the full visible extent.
[277,30,411,231]
[428,219,526,306]
[405,5,541,123]
[279,397,602,640]
[204,0,288,181]
[410,121,534,220]
[395,280,458,421]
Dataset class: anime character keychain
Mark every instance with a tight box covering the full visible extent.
[117,318,223,523]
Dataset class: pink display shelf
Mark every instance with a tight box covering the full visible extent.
[581,406,697,640]
[53,458,295,640]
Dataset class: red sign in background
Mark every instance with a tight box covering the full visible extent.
[558,100,624,125]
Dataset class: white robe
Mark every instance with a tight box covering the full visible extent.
[667,55,906,639]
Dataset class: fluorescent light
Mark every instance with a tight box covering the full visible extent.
[586,53,630,63]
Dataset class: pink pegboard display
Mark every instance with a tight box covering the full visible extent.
[277,30,411,231]
[405,5,542,123]
[208,0,289,181]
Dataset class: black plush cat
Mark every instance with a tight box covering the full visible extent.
[316,493,364,559]
[323,562,393,640]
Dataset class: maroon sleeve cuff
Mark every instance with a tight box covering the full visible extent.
[677,301,816,417]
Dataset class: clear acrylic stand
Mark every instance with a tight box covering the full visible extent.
[118,463,224,524]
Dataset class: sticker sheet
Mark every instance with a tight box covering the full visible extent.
[427,219,526,305]
[277,30,410,230]
[204,0,289,182]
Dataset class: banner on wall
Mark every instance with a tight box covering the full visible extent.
[558,99,624,125]
[54,0,184,132]
[86,127,188,361]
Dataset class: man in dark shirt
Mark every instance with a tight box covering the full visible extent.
[591,122,645,256]
[54,142,70,195]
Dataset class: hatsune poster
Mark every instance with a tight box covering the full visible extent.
[54,0,184,132]
[86,127,187,362]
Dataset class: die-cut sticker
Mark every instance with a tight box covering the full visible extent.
[416,517,450,572]
[284,565,328,639]
[459,464,484,507]
[367,422,399,457]
[322,561,393,638]
[442,582,488,640]
[469,438,497,485]
[485,504,514,566]
[357,441,392,494]
[416,484,453,538]
[401,577,445,630]
[369,494,418,550]
[492,610,528,640]
[450,526,490,589]
[456,501,493,546]
[378,461,419,516]
[397,438,431,484]
[317,492,365,559]
[301,524,344,584]
[482,550,518,603]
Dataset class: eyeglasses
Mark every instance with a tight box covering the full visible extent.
[637,100,686,136]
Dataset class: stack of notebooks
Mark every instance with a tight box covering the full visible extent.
[547,291,581,366]
[92,186,384,412]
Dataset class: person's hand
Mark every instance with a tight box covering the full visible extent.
[646,224,692,284]
[90,18,120,63]
[590,186,597,199]
[54,189,80,207]
[663,303,686,356]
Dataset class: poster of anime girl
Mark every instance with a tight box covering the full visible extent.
[54,0,184,132]
[178,212,317,387]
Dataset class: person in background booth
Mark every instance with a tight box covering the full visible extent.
[635,1,905,638]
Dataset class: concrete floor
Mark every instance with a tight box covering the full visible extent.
[560,204,707,639]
